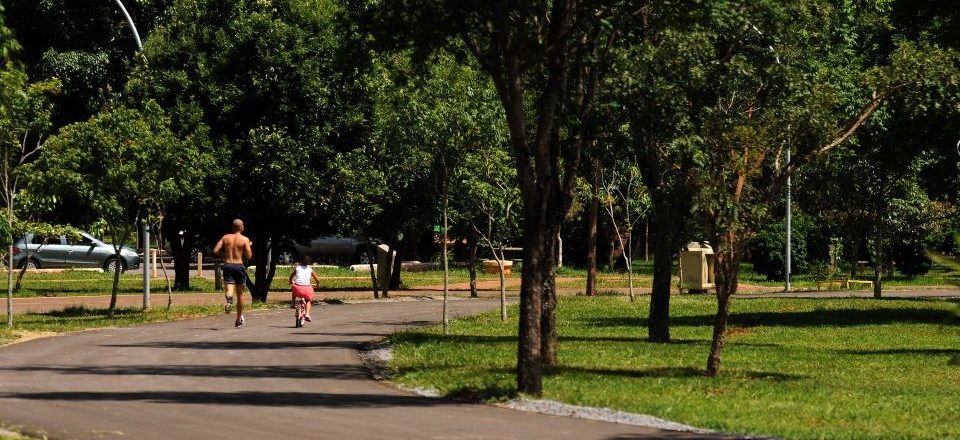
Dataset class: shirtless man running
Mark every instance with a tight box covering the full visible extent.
[213,219,253,327]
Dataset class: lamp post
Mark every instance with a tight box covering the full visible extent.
[113,0,143,50]
[113,0,148,306]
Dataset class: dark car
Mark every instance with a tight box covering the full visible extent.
[277,236,371,266]
[13,232,141,273]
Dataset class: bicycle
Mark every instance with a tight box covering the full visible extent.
[294,297,307,328]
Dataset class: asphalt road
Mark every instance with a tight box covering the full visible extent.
[0,299,718,440]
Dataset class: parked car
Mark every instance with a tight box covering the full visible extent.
[277,236,372,266]
[13,232,141,273]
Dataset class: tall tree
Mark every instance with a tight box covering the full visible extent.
[27,101,198,317]
[0,4,57,326]
[361,0,634,396]
[667,1,960,376]
[127,0,370,301]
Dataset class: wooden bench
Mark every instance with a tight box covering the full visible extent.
[816,279,847,291]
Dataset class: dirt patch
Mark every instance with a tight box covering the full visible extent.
[726,327,753,337]
[4,330,59,346]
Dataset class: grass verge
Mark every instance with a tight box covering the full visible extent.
[388,295,960,439]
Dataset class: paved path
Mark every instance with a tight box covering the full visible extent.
[0,299,720,440]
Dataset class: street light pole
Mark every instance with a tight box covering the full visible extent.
[113,0,143,50]
[113,0,147,306]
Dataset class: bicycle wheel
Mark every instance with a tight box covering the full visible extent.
[295,300,303,328]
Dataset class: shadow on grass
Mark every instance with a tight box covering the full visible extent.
[446,383,517,401]
[583,306,956,329]
[835,348,960,356]
[546,366,803,382]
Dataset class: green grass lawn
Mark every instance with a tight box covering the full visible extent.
[8,253,959,298]
[388,295,960,439]
[10,270,216,297]
[0,301,282,346]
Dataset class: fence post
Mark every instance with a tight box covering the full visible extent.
[196,252,203,278]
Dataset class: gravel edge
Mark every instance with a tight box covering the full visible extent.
[357,341,740,436]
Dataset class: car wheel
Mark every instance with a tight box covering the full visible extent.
[354,250,371,265]
[278,248,299,265]
[104,258,126,274]
[19,259,40,270]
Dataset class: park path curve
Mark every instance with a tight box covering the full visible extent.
[0,299,718,440]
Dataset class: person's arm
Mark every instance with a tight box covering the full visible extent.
[289,269,296,285]
[212,237,224,256]
[243,238,253,261]
[311,271,321,288]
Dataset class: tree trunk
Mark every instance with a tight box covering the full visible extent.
[154,222,174,311]
[706,235,740,377]
[644,220,649,261]
[849,234,861,279]
[442,191,449,335]
[873,220,883,299]
[540,225,559,367]
[7,204,13,327]
[517,226,545,396]
[498,247,507,321]
[390,233,404,290]
[626,229,634,302]
[366,240,379,299]
[555,229,563,268]
[585,157,600,296]
[165,222,191,291]
[109,247,121,318]
[468,229,479,298]
[249,237,273,302]
[648,200,673,342]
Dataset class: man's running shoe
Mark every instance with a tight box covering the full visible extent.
[224,296,234,314]
[235,315,245,328]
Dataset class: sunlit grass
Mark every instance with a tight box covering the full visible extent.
[389,295,960,439]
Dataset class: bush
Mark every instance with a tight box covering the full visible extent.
[748,213,812,281]
[888,242,932,276]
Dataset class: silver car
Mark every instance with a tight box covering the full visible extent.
[277,236,371,265]
[13,232,141,273]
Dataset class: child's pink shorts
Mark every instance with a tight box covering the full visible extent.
[292,284,314,300]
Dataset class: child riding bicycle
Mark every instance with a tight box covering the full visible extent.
[289,255,321,322]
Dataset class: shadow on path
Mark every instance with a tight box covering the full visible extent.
[101,340,359,350]
[0,364,370,380]
[3,391,452,408]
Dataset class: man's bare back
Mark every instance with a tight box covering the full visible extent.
[215,232,252,264]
